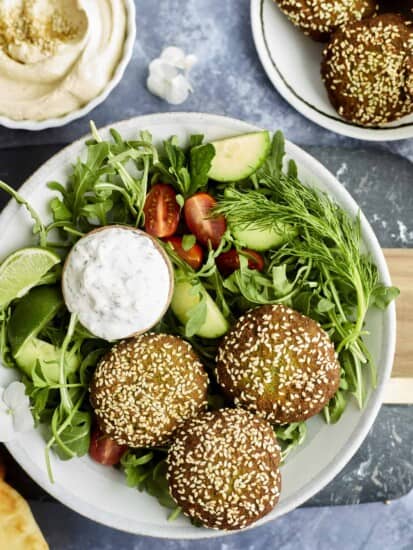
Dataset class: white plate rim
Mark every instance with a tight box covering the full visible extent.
[2,112,396,539]
[251,0,413,142]
[0,0,136,131]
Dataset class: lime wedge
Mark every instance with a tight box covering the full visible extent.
[8,285,63,356]
[0,248,60,310]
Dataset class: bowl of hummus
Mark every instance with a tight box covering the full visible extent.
[0,0,136,130]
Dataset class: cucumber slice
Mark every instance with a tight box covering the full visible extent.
[171,280,229,339]
[14,337,79,382]
[231,224,298,251]
[207,131,271,182]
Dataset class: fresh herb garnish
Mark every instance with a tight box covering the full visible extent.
[121,449,181,520]
[152,135,215,199]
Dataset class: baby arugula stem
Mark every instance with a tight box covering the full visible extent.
[94,182,138,217]
[59,313,78,413]
[0,180,47,247]
[45,390,86,483]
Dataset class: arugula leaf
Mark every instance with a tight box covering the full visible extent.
[47,122,158,240]
[175,194,185,208]
[152,135,214,199]
[184,284,208,338]
[162,137,192,196]
[223,262,299,306]
[50,198,72,222]
[181,234,196,251]
[369,284,400,309]
[121,451,181,518]
[189,134,204,148]
[315,297,336,314]
[323,389,347,424]
[276,422,307,461]
[53,410,92,460]
[189,143,215,194]
[0,308,16,369]
[30,387,51,423]
[71,143,110,220]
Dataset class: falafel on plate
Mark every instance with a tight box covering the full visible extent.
[216,304,340,424]
[167,408,282,530]
[90,333,208,447]
[274,0,377,41]
[322,14,413,126]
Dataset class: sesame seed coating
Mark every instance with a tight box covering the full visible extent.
[274,0,377,42]
[216,305,340,424]
[167,408,282,531]
[90,333,208,448]
[321,14,413,126]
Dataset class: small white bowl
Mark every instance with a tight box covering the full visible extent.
[251,0,413,141]
[0,0,136,131]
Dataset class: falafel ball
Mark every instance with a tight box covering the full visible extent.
[322,14,413,126]
[90,333,208,447]
[274,0,377,42]
[216,305,340,424]
[167,408,282,531]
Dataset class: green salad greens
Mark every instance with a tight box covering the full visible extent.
[0,123,398,519]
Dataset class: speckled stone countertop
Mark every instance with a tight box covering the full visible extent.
[0,0,412,548]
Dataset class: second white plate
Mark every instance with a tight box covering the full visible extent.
[251,0,413,141]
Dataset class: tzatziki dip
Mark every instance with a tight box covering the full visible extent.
[62,226,173,340]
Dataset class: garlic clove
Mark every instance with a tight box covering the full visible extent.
[183,54,198,72]
[164,74,192,105]
[147,73,170,101]
[148,58,179,80]
[160,46,187,69]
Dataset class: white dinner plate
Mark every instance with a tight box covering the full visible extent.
[251,0,413,141]
[0,113,396,538]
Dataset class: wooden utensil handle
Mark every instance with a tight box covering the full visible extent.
[383,249,413,404]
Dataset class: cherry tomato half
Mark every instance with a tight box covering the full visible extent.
[164,236,203,270]
[216,249,265,277]
[183,193,226,249]
[89,428,127,466]
[143,184,180,238]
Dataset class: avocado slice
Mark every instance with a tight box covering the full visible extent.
[207,131,271,182]
[8,285,63,356]
[8,285,79,381]
[14,338,79,383]
[171,280,229,339]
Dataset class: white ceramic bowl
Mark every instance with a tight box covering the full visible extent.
[251,0,413,141]
[0,113,396,538]
[0,0,136,131]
